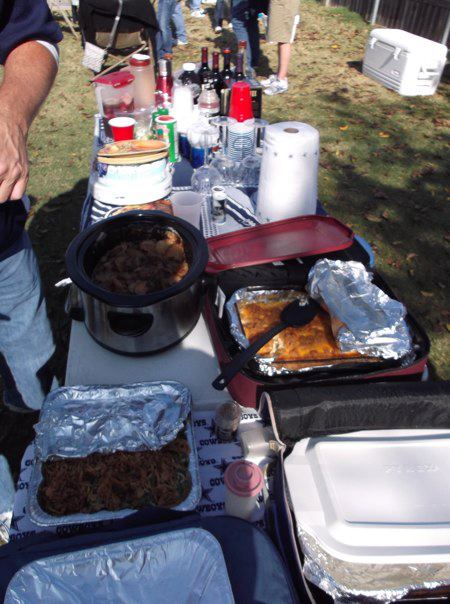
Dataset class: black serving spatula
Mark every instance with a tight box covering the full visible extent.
[212,298,321,390]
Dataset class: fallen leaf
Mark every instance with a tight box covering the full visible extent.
[339,125,349,131]
[392,240,403,246]
[446,324,450,332]
[378,132,390,138]
[365,213,382,223]
[406,253,418,262]
[381,210,390,220]
[373,189,388,199]
[420,291,434,298]
[331,44,339,49]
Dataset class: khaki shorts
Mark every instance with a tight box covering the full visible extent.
[267,0,300,44]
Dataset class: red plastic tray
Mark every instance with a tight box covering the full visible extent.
[205,215,354,274]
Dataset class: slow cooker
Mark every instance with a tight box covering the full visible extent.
[66,211,209,355]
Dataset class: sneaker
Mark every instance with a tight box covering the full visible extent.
[176,39,189,46]
[260,74,277,87]
[227,22,233,30]
[214,25,222,33]
[264,78,288,95]
[202,0,217,4]
[190,9,206,17]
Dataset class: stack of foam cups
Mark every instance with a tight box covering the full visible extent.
[226,82,255,162]
[256,122,320,222]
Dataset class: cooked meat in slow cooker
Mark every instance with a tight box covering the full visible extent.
[38,431,192,515]
[91,229,189,295]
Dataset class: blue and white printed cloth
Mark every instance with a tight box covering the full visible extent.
[8,408,266,542]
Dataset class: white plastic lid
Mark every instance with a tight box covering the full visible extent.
[183,62,196,72]
[285,429,450,564]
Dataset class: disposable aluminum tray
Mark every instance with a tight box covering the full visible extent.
[5,528,235,604]
[226,287,372,377]
[27,382,201,527]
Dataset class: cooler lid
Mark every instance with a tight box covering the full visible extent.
[205,215,354,273]
[285,429,450,564]
[95,70,135,88]
[369,28,447,56]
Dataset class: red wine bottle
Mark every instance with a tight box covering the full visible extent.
[221,48,233,88]
[198,46,212,85]
[234,53,245,82]
[211,51,224,96]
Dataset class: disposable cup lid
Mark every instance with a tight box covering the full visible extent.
[224,460,263,498]
[183,62,196,71]
[130,53,151,66]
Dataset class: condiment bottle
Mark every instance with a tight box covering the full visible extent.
[128,53,155,109]
[214,401,241,441]
[224,460,264,521]
[211,185,227,224]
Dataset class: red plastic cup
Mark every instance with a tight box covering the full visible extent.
[108,116,136,141]
[228,81,254,123]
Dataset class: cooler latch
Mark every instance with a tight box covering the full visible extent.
[393,47,402,61]
[369,37,376,49]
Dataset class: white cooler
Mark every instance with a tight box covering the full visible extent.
[363,28,448,96]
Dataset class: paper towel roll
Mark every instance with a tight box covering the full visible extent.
[256,122,319,222]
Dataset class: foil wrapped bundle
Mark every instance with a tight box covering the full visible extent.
[35,382,191,460]
[307,259,412,360]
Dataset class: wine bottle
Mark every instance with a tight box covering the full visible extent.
[221,48,233,88]
[234,53,245,82]
[198,46,212,85]
[211,51,224,96]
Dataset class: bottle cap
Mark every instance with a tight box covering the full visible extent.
[183,62,196,71]
[224,460,263,498]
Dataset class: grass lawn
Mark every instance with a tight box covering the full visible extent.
[0,0,449,479]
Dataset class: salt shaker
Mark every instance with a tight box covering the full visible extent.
[214,401,241,441]
[211,185,227,224]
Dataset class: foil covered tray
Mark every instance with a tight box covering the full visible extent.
[27,382,201,527]
[5,528,235,604]
[226,287,371,377]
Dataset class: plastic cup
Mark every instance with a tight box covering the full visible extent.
[228,82,254,123]
[108,117,136,141]
[171,191,203,229]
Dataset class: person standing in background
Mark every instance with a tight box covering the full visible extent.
[157,0,178,57]
[231,0,260,72]
[0,0,61,412]
[261,0,300,95]
[172,2,188,46]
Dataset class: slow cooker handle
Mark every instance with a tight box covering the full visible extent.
[107,311,154,337]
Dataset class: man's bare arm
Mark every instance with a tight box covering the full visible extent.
[0,41,58,202]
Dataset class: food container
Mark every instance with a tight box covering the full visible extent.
[4,528,234,604]
[202,216,430,406]
[66,211,208,355]
[27,382,201,527]
[224,460,264,521]
[94,71,135,120]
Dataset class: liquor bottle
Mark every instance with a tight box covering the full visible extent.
[211,51,224,96]
[221,48,233,88]
[234,53,245,82]
[198,46,212,85]
[155,57,173,106]
[198,80,220,118]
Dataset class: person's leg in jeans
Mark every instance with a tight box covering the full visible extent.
[0,233,56,411]
[232,0,253,67]
[157,0,178,58]
[214,0,224,29]
[247,7,260,68]
[172,1,188,44]
[189,0,205,16]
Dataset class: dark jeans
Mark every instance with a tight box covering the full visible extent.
[231,0,260,68]
[214,0,224,27]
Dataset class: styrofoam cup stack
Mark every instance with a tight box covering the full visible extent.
[256,122,319,222]
[171,84,195,134]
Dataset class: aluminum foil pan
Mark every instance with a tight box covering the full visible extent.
[27,383,201,527]
[5,528,234,604]
[226,287,372,377]
[307,259,413,360]
[35,382,191,459]
[299,528,450,603]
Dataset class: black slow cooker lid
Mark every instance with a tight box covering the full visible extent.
[66,211,209,308]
